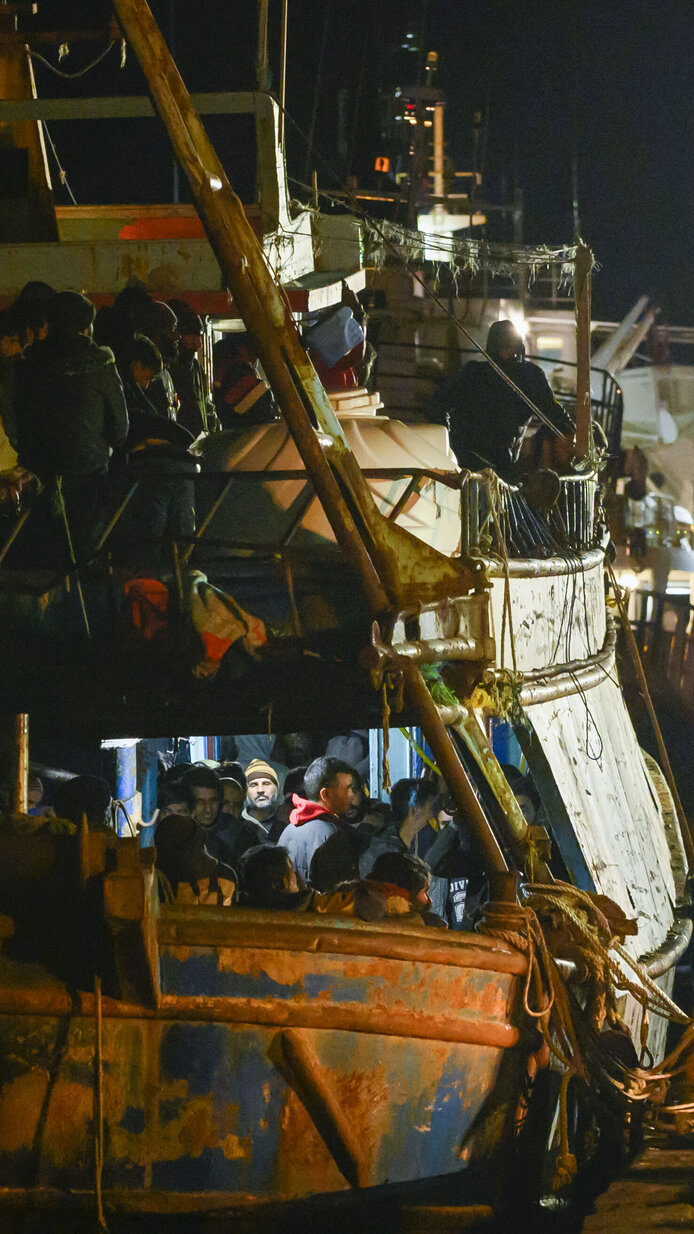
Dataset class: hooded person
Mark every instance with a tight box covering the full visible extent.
[276,756,359,883]
[359,778,442,876]
[433,319,573,480]
[366,851,446,927]
[10,290,128,562]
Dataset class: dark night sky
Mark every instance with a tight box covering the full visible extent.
[24,1,694,323]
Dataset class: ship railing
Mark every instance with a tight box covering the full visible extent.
[629,589,694,714]
[460,470,599,558]
[0,464,600,574]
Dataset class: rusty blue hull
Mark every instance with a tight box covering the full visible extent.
[0,900,530,1217]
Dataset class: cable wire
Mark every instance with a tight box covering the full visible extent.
[28,40,116,80]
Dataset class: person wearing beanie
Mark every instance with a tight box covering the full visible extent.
[241,759,284,841]
[432,318,573,480]
[10,290,128,563]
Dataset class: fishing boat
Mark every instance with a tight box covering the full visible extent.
[0,2,690,1228]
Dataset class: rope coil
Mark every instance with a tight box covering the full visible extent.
[478,880,694,1175]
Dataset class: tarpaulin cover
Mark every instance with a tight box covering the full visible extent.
[196,415,461,555]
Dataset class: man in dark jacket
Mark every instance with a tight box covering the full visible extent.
[111,332,196,564]
[277,756,359,883]
[435,320,573,480]
[180,765,259,874]
[359,778,441,876]
[12,290,128,562]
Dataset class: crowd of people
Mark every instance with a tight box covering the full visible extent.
[0,281,279,567]
[147,754,487,929]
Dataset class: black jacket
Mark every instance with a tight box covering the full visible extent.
[436,358,573,479]
[14,334,128,478]
[202,811,261,872]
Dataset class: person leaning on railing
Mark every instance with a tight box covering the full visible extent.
[434,320,574,481]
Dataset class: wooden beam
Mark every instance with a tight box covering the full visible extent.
[0,91,269,122]
[574,240,592,460]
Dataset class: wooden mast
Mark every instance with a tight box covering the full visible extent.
[574,239,593,461]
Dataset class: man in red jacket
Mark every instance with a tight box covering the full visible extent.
[277,756,359,883]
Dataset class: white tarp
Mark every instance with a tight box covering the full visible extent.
[198,415,461,555]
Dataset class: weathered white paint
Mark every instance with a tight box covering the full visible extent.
[527,675,675,957]
[0,226,317,298]
[487,553,606,676]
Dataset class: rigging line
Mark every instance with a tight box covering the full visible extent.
[279,112,571,437]
[27,40,116,80]
[41,121,78,205]
[568,669,604,763]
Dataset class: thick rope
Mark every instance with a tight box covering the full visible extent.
[476,899,581,1190]
[525,883,690,1028]
[479,882,694,1164]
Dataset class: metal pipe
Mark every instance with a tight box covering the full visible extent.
[279,1029,368,1188]
[180,474,234,566]
[0,986,522,1049]
[432,102,445,199]
[641,916,693,979]
[518,657,614,707]
[387,475,422,522]
[159,908,526,973]
[484,546,604,579]
[464,619,615,710]
[16,714,28,814]
[0,714,29,814]
[393,635,488,664]
[94,482,139,553]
